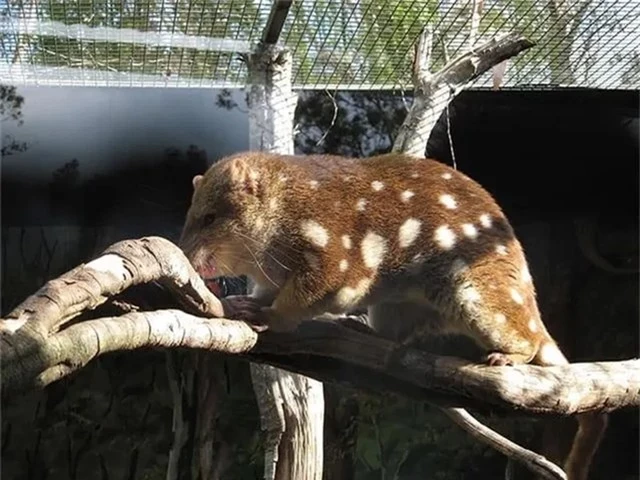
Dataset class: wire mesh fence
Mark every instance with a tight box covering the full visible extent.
[0,0,638,90]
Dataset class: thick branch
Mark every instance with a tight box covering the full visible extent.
[0,236,224,338]
[2,306,638,414]
[2,236,635,480]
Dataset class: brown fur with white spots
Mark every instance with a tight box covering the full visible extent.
[179,151,607,480]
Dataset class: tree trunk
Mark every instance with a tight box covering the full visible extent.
[386,25,558,480]
[246,43,324,480]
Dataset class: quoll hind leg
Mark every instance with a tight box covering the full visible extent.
[459,306,541,368]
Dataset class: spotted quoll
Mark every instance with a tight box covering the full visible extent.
[180,151,607,480]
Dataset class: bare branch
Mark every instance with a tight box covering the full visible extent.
[1,233,637,412]
[0,236,224,336]
[393,30,535,157]
[1,236,636,480]
[468,0,484,49]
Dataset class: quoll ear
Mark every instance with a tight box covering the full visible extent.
[229,158,263,198]
[192,174,204,190]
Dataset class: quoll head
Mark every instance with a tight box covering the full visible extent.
[179,153,283,279]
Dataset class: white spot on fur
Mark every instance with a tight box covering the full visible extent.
[86,254,128,279]
[255,217,265,229]
[341,235,352,250]
[269,198,278,209]
[434,225,456,250]
[400,190,414,203]
[439,194,458,209]
[461,223,478,239]
[489,284,498,290]
[528,318,538,332]
[303,251,320,269]
[479,214,492,228]
[339,259,349,272]
[309,180,319,189]
[361,232,388,269]
[371,180,384,191]
[538,342,569,366]
[411,172,419,178]
[343,175,353,182]
[278,174,288,182]
[510,288,524,304]
[522,265,532,283]
[356,198,368,211]
[300,220,329,248]
[460,285,481,303]
[495,313,507,324]
[248,169,260,181]
[398,218,422,248]
[442,172,452,180]
[336,278,373,308]
[495,244,508,255]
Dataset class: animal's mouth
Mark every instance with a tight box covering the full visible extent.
[203,277,228,297]
[193,255,229,297]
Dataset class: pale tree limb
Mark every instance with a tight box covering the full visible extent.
[442,408,566,480]
[3,304,638,414]
[468,0,484,49]
[392,29,535,157]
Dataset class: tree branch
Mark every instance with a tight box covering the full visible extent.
[2,298,638,414]
[2,236,637,480]
[393,30,535,157]
[2,236,638,414]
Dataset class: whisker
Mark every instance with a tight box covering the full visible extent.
[240,240,280,289]
[234,230,305,256]
[233,230,302,267]
[263,250,292,272]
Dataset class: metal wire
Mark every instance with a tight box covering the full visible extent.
[0,0,638,89]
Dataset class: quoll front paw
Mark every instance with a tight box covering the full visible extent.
[221,295,261,320]
[221,295,269,332]
[485,352,515,367]
[258,307,301,333]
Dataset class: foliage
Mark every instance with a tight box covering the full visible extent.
[0,84,24,123]
[1,84,28,157]
[294,90,407,157]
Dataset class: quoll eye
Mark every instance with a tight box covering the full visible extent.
[203,214,216,224]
